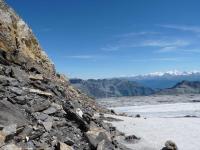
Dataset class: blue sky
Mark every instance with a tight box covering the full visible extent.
[6,0,200,79]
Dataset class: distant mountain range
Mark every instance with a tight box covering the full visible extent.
[157,81,200,95]
[123,70,200,89]
[70,71,200,98]
[70,78,154,98]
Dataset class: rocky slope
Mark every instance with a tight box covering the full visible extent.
[157,81,200,95]
[0,0,55,77]
[0,1,130,149]
[70,78,154,98]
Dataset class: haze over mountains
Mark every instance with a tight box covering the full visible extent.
[123,70,200,89]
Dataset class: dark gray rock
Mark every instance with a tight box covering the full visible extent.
[33,112,49,121]
[135,114,141,118]
[0,49,10,65]
[0,75,18,86]
[42,121,53,132]
[29,98,50,112]
[43,106,57,115]
[64,137,75,146]
[63,103,89,132]
[0,100,27,127]
[124,135,140,143]
[10,67,29,83]
[8,87,23,95]
[14,96,27,105]
[162,140,178,150]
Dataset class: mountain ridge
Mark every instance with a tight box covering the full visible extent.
[70,78,154,98]
[157,80,200,95]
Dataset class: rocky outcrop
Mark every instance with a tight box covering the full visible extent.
[0,0,55,77]
[0,0,130,149]
[161,140,178,150]
[70,78,154,98]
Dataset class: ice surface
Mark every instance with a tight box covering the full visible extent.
[102,96,200,150]
[111,102,200,118]
[107,114,200,150]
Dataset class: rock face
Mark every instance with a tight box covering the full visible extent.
[0,0,55,77]
[70,78,154,98]
[0,0,129,149]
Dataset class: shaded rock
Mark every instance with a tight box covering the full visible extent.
[30,98,50,112]
[1,143,22,150]
[135,114,141,118]
[3,124,17,141]
[0,100,27,127]
[8,87,23,95]
[110,109,116,114]
[162,140,178,150]
[14,96,27,105]
[64,137,74,146]
[43,106,57,115]
[42,121,53,132]
[124,135,140,143]
[28,128,44,140]
[33,113,49,121]
[51,103,62,110]
[0,49,10,65]
[184,115,197,118]
[17,126,33,140]
[85,127,111,148]
[63,103,89,132]
[0,75,18,86]
[11,66,29,83]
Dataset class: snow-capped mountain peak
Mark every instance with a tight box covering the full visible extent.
[139,70,200,78]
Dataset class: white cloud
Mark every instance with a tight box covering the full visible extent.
[159,24,200,33]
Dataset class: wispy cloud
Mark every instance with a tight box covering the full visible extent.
[141,39,190,47]
[182,49,200,53]
[102,38,190,52]
[118,31,160,38]
[130,57,183,62]
[149,39,191,53]
[101,46,120,52]
[40,27,52,32]
[159,24,200,33]
[65,55,95,59]
[158,46,177,52]
[65,55,107,60]
[101,26,200,54]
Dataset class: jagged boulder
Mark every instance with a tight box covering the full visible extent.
[162,140,178,150]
